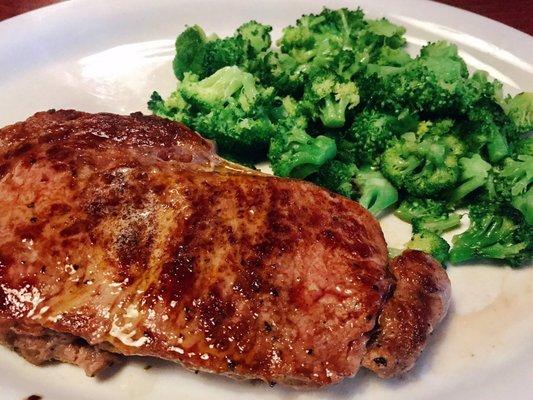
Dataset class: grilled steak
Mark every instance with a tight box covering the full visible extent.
[0,110,450,387]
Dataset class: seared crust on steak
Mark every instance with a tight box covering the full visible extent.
[0,110,394,387]
[362,250,451,377]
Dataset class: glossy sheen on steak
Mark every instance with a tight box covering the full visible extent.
[0,110,450,387]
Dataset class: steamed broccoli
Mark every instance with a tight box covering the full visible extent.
[494,155,533,225]
[395,197,448,223]
[356,167,399,215]
[268,117,337,178]
[395,197,460,233]
[148,91,194,125]
[360,41,474,115]
[150,66,276,157]
[314,160,398,215]
[449,154,492,204]
[501,92,533,134]
[356,18,406,61]
[313,159,359,198]
[412,213,461,234]
[301,71,360,128]
[406,230,450,264]
[236,21,273,57]
[381,132,465,197]
[461,101,511,163]
[279,8,366,68]
[172,22,273,80]
[511,137,533,157]
[337,109,397,166]
[450,203,531,267]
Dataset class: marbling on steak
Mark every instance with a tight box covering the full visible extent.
[0,110,450,387]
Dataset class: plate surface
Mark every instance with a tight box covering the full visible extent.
[0,0,532,399]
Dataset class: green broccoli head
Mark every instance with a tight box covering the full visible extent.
[395,197,449,223]
[151,66,276,158]
[195,107,274,158]
[501,92,533,134]
[314,161,398,215]
[172,22,273,80]
[380,132,464,197]
[313,159,358,198]
[412,213,461,234]
[172,25,209,80]
[179,66,265,111]
[268,119,337,178]
[395,196,460,234]
[406,230,450,264]
[357,18,406,58]
[337,109,398,166]
[462,101,511,163]
[511,137,533,157]
[279,7,366,61]
[449,154,492,204]
[202,37,246,77]
[252,51,307,97]
[236,21,273,57]
[301,71,360,128]
[375,46,412,67]
[147,91,194,126]
[494,155,533,225]
[358,41,505,116]
[450,203,531,267]
[355,167,399,215]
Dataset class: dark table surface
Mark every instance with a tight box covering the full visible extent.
[0,0,531,34]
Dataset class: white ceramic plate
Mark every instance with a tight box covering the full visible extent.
[0,1,532,399]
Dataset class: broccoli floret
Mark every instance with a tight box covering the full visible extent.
[336,109,416,166]
[330,50,363,81]
[338,109,395,165]
[279,8,366,67]
[375,46,412,67]
[179,66,261,111]
[395,196,460,234]
[172,22,273,80]
[195,108,274,158]
[172,26,246,80]
[152,66,276,157]
[406,230,450,264]
[314,161,398,215]
[313,159,359,198]
[236,21,273,57]
[252,51,307,97]
[202,37,246,77]
[360,41,472,115]
[450,203,531,266]
[449,154,492,204]
[357,18,406,59]
[511,137,533,157]
[301,71,360,128]
[395,197,448,222]
[462,101,511,163]
[381,132,464,197]
[494,155,533,225]
[148,91,174,119]
[268,119,337,178]
[172,25,210,79]
[147,91,194,126]
[501,92,533,134]
[356,167,399,215]
[412,213,461,234]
